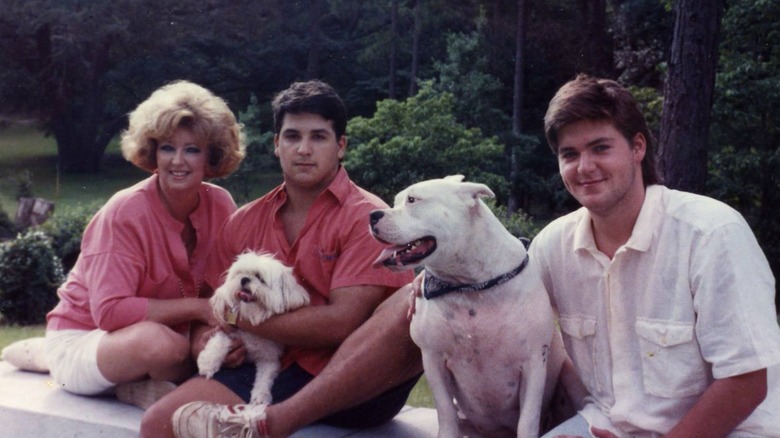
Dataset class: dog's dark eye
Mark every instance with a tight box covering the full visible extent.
[407,196,417,204]
[256,274,266,284]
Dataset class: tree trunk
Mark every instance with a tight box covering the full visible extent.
[512,0,528,137]
[305,0,326,80]
[54,37,115,174]
[389,0,399,99]
[658,0,725,193]
[408,0,421,96]
[508,0,530,213]
[583,0,613,77]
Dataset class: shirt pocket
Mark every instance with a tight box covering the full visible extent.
[559,316,600,393]
[635,319,709,398]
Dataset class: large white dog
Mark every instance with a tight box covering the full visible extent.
[197,251,310,405]
[370,175,565,437]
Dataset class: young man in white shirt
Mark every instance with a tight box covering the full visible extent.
[534,74,780,437]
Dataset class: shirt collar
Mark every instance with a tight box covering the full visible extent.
[624,184,663,252]
[144,173,207,230]
[572,184,664,254]
[274,165,351,206]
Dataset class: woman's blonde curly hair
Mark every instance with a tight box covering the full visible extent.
[120,80,246,178]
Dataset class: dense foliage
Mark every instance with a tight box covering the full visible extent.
[0,199,17,240]
[345,82,507,202]
[0,0,778,310]
[0,231,64,325]
[38,202,101,272]
[708,0,780,300]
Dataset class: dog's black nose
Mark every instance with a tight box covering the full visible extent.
[369,210,384,226]
[241,277,250,287]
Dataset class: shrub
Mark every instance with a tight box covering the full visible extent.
[0,198,17,240]
[38,201,101,272]
[0,230,64,325]
[216,94,278,205]
[484,199,541,240]
[345,82,507,203]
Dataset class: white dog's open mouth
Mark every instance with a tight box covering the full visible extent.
[236,289,257,303]
[373,236,437,269]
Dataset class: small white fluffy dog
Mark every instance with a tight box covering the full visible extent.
[197,251,310,405]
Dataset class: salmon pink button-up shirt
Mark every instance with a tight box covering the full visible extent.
[205,167,413,376]
[46,175,236,335]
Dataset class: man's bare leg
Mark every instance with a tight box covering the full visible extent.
[265,284,422,437]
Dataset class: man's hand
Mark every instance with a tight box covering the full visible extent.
[191,324,247,367]
[591,427,619,438]
[219,326,247,368]
[552,427,618,438]
[407,270,425,320]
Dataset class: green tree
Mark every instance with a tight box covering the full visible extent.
[0,0,288,173]
[344,82,507,203]
[709,0,780,310]
[433,11,508,137]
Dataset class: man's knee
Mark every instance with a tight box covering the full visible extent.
[374,284,414,335]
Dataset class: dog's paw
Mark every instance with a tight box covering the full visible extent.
[196,354,221,379]
[197,332,232,378]
[249,391,272,406]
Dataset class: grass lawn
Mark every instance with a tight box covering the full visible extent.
[0,125,147,218]
[0,324,45,350]
[0,124,282,217]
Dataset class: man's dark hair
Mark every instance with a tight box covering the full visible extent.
[544,74,662,186]
[272,80,347,139]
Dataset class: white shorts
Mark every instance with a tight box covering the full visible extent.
[45,329,114,395]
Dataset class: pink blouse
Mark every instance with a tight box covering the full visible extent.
[46,175,236,333]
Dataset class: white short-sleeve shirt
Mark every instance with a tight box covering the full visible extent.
[532,185,780,437]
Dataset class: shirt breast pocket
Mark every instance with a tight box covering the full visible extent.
[635,319,710,398]
[559,316,600,393]
[302,246,338,294]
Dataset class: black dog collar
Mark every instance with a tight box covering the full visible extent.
[423,253,530,300]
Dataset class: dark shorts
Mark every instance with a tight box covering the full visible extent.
[212,362,422,429]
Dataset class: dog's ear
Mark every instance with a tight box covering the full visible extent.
[443,174,465,182]
[458,182,495,208]
[279,268,310,310]
[209,288,230,325]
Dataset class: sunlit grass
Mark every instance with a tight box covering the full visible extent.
[0,125,282,216]
[407,374,435,408]
[0,125,147,218]
[0,325,45,351]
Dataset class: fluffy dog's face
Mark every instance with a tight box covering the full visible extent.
[369,175,494,271]
[211,252,310,325]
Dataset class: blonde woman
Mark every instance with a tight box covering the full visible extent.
[45,80,246,408]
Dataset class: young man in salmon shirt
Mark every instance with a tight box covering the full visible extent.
[141,80,421,438]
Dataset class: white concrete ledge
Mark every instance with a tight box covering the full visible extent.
[0,360,437,437]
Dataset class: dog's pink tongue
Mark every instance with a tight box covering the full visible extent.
[236,290,253,302]
[373,247,400,268]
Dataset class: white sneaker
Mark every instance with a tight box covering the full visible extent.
[172,401,267,438]
[115,379,176,410]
